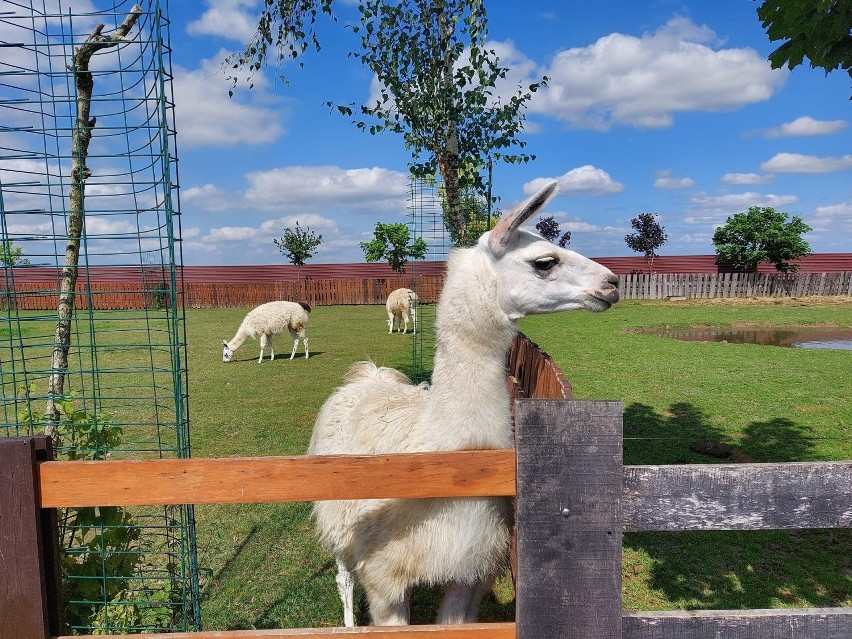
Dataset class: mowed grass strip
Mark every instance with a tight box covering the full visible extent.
[184,299,851,627]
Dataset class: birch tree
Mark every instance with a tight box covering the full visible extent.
[227,0,545,246]
[46,5,143,429]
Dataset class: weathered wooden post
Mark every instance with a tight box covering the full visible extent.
[0,436,63,639]
[515,399,623,639]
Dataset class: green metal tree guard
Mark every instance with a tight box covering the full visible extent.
[0,1,200,633]
[407,176,492,384]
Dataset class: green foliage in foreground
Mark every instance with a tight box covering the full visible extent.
[187,300,851,629]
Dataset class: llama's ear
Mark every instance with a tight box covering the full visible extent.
[488,180,558,257]
[222,339,228,347]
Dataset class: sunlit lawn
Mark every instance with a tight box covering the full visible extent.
[187,298,851,628]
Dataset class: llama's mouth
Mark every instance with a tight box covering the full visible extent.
[587,286,620,311]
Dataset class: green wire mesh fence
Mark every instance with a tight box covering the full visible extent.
[1,0,200,633]
[407,179,445,384]
[407,177,493,384]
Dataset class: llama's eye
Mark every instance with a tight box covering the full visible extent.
[532,256,558,272]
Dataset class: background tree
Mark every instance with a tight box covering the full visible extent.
[756,0,852,91]
[229,0,545,246]
[535,216,571,248]
[712,206,812,272]
[625,213,667,274]
[360,222,428,273]
[273,221,323,278]
[443,188,498,246]
[0,240,31,266]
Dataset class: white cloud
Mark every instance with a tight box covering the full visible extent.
[172,51,284,148]
[807,202,852,238]
[244,166,410,211]
[690,191,798,211]
[814,202,852,218]
[685,192,799,228]
[184,165,409,216]
[83,216,137,236]
[182,184,232,212]
[761,153,852,174]
[187,0,260,43]
[763,116,847,138]
[526,165,624,197]
[721,172,774,185]
[563,220,615,233]
[678,232,713,245]
[654,169,694,190]
[530,17,784,130]
[205,225,266,243]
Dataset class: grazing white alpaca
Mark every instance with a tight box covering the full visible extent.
[386,287,418,334]
[307,181,619,627]
[222,301,311,363]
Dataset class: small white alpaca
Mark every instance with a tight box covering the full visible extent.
[307,181,619,627]
[386,287,417,334]
[222,301,311,363]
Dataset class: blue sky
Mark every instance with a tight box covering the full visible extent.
[140,2,852,264]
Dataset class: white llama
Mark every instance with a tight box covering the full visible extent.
[307,181,619,627]
[222,301,311,363]
[386,287,418,334]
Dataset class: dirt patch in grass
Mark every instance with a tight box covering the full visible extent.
[660,296,851,308]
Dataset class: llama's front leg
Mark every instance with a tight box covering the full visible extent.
[289,338,298,360]
[366,586,412,626]
[302,337,309,359]
[335,558,355,627]
[437,579,493,624]
[401,315,409,334]
[387,314,394,334]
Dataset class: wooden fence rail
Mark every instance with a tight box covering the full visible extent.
[3,272,851,310]
[3,401,850,639]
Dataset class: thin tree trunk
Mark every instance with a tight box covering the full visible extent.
[435,2,464,247]
[44,6,142,432]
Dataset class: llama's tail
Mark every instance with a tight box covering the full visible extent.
[344,361,413,386]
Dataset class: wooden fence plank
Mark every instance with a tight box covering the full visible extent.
[38,450,516,507]
[622,608,852,639]
[623,461,852,531]
[37,453,852,530]
[0,437,57,639]
[55,623,516,639]
[515,400,623,639]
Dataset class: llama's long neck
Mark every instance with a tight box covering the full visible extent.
[226,324,252,351]
[424,249,517,451]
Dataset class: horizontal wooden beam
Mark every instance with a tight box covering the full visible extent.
[54,609,852,639]
[38,450,517,507]
[623,607,852,638]
[38,452,852,530]
[624,461,852,531]
[54,622,516,639]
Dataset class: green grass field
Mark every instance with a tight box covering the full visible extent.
[186,298,851,628]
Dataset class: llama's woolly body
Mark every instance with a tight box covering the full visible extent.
[222,301,310,363]
[386,288,417,334]
[308,181,619,626]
